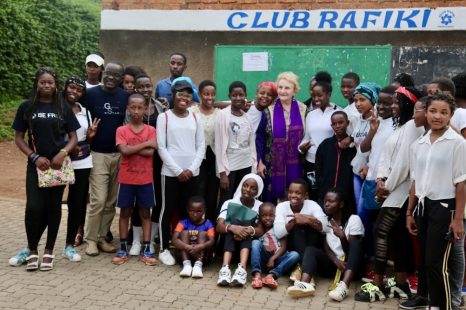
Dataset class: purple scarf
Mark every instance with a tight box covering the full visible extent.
[271,98,304,200]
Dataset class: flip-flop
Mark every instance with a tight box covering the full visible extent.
[26,254,40,271]
[39,254,55,271]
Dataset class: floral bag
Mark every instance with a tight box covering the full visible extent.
[36,155,75,188]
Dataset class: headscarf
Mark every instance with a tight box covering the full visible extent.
[64,76,86,92]
[233,173,264,199]
[257,81,278,98]
[395,86,418,104]
[354,82,381,105]
[171,76,200,103]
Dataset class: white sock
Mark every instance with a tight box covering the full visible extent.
[150,222,159,242]
[183,260,192,266]
[132,226,142,243]
[194,260,203,267]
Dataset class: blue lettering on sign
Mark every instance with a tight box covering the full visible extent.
[319,11,338,29]
[252,12,269,28]
[383,10,394,28]
[339,11,357,28]
[362,11,381,28]
[290,11,310,28]
[394,10,420,28]
[271,11,290,28]
[421,9,431,27]
[227,12,248,29]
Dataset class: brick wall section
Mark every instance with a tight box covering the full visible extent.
[102,0,466,10]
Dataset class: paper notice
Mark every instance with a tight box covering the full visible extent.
[242,52,269,71]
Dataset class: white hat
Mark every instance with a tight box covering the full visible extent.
[85,54,104,67]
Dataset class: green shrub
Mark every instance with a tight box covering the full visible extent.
[0,0,100,103]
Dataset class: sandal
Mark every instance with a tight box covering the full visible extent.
[74,233,83,247]
[262,274,278,289]
[39,254,55,271]
[251,274,263,289]
[26,254,40,271]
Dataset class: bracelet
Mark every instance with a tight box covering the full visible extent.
[225,224,231,233]
[31,154,40,164]
[60,148,68,156]
[248,226,256,237]
[28,151,35,158]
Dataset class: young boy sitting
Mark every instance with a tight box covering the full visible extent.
[172,196,215,278]
[112,93,158,266]
[250,202,300,289]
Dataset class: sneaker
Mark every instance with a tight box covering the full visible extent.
[399,294,429,309]
[129,241,141,256]
[287,281,315,298]
[111,250,129,265]
[85,240,99,256]
[385,277,410,300]
[98,239,117,253]
[9,248,31,266]
[141,252,157,266]
[262,274,278,289]
[328,281,349,302]
[217,266,231,286]
[230,264,247,287]
[180,263,193,277]
[407,274,418,294]
[289,264,302,282]
[191,263,203,278]
[63,245,82,262]
[361,271,376,283]
[354,283,386,302]
[158,249,175,266]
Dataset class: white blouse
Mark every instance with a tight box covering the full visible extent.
[189,105,218,159]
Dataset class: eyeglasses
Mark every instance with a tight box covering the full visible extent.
[175,91,193,99]
[103,71,123,79]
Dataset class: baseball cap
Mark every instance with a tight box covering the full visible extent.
[85,54,105,67]
[171,77,200,102]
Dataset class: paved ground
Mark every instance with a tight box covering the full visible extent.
[0,197,403,310]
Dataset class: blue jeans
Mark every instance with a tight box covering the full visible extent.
[449,221,466,310]
[250,239,300,278]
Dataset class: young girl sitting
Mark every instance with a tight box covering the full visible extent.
[250,202,300,289]
[216,173,264,287]
[172,196,215,279]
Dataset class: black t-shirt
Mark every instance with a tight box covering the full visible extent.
[12,100,80,161]
[81,86,129,153]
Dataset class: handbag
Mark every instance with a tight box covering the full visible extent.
[37,155,75,188]
[29,127,75,188]
[225,202,258,226]
[362,180,381,210]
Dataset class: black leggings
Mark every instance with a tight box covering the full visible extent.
[25,165,65,251]
[373,202,411,275]
[159,175,199,250]
[198,146,219,223]
[302,240,363,276]
[287,224,322,258]
[218,166,251,210]
[66,168,90,245]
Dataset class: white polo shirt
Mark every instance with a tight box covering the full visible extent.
[411,127,466,201]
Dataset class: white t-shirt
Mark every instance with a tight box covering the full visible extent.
[156,110,205,177]
[85,81,101,89]
[247,104,263,133]
[450,107,466,134]
[366,117,395,180]
[300,104,341,163]
[227,114,253,171]
[72,103,93,170]
[326,214,364,259]
[217,197,261,220]
[189,105,218,158]
[343,103,360,130]
[351,116,371,174]
[274,200,329,239]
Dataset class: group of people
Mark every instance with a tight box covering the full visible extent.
[9,51,466,309]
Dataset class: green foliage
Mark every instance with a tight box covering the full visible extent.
[0,0,100,103]
[0,96,20,141]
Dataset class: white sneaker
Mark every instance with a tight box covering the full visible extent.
[129,241,141,256]
[287,281,316,298]
[149,242,156,254]
[230,264,247,287]
[217,266,231,286]
[179,263,192,277]
[63,245,82,262]
[191,263,203,278]
[158,249,176,266]
[328,281,349,302]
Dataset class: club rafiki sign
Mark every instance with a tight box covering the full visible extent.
[101,7,465,31]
